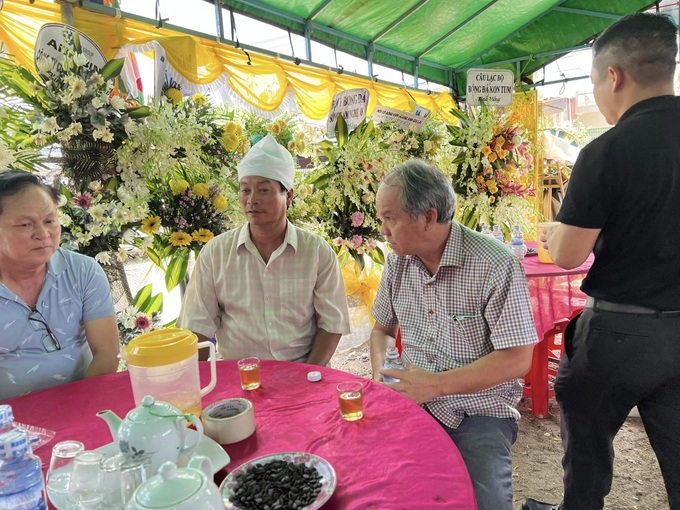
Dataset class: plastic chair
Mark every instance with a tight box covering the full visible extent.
[523,308,583,418]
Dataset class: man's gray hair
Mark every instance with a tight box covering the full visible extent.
[381,159,456,223]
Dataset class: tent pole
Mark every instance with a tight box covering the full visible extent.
[304,20,312,61]
[413,58,419,89]
[57,0,75,26]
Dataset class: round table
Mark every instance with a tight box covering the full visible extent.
[6,360,477,509]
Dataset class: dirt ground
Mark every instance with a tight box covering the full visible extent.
[329,340,669,510]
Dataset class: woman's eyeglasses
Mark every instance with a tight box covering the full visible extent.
[27,309,61,352]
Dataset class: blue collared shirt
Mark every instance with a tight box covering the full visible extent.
[0,248,115,401]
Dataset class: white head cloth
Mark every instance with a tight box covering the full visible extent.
[237,134,295,190]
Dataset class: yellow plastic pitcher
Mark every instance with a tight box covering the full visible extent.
[124,329,217,416]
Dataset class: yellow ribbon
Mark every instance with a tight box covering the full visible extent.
[341,258,382,328]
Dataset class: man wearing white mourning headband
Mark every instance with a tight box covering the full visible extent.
[178,134,351,364]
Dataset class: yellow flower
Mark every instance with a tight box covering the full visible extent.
[287,141,297,152]
[225,122,243,136]
[489,196,496,204]
[486,180,499,194]
[222,132,239,151]
[507,163,517,174]
[497,149,508,160]
[269,123,281,135]
[141,216,161,235]
[481,146,492,156]
[496,136,506,147]
[191,228,214,243]
[166,88,183,104]
[170,179,190,195]
[212,194,228,212]
[169,232,193,247]
[296,141,306,154]
[192,183,210,199]
[488,153,498,163]
[191,93,207,105]
[276,119,287,129]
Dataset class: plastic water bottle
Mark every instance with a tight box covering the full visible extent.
[382,347,407,383]
[0,429,47,510]
[492,225,505,243]
[0,406,14,435]
[510,225,527,259]
[480,224,492,237]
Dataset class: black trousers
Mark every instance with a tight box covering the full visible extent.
[555,308,680,510]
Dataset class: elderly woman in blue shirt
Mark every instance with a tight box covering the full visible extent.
[0,171,119,401]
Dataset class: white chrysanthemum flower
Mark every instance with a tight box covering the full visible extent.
[31,133,48,146]
[58,212,72,228]
[72,53,88,67]
[95,127,114,143]
[76,231,93,245]
[116,250,128,263]
[95,252,112,265]
[91,96,105,108]
[110,96,126,110]
[121,229,136,244]
[88,204,106,222]
[90,73,105,86]
[40,117,60,135]
[56,194,68,207]
[87,180,102,192]
[36,57,54,75]
[70,78,87,99]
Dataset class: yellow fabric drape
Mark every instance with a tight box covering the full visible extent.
[341,260,381,329]
[0,1,457,121]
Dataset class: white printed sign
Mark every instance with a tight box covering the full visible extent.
[34,23,107,79]
[412,104,430,117]
[372,105,426,132]
[326,88,369,136]
[466,68,514,106]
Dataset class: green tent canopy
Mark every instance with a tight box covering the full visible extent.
[216,0,662,95]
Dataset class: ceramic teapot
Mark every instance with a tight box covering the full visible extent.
[126,456,223,510]
[97,395,204,474]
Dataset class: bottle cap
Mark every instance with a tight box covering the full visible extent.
[307,371,322,382]
[0,405,13,432]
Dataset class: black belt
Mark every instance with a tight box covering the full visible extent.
[586,297,680,317]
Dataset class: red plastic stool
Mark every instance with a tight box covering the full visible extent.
[523,308,583,418]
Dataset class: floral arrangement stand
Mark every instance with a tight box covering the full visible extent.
[62,137,118,180]
[102,257,133,311]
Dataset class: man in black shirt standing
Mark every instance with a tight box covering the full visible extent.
[523,12,680,510]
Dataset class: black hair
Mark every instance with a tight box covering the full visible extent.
[593,13,678,85]
[0,171,61,216]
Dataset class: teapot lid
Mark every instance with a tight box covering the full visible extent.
[127,395,183,422]
[131,461,205,508]
[125,328,197,367]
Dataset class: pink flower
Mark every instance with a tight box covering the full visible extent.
[350,234,363,249]
[366,238,378,251]
[332,237,344,246]
[73,193,93,208]
[134,314,151,331]
[350,212,364,227]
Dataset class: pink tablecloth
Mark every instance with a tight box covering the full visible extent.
[522,242,593,337]
[7,360,477,509]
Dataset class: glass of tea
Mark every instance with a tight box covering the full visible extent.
[337,381,364,421]
[237,357,261,390]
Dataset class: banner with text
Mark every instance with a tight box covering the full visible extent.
[326,88,369,136]
[372,105,426,132]
[34,23,107,79]
[466,69,514,106]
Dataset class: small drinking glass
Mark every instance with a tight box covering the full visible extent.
[99,452,151,509]
[238,357,261,390]
[68,451,105,509]
[337,381,364,421]
[46,440,85,503]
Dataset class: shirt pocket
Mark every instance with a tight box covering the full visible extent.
[279,277,316,326]
[442,310,490,362]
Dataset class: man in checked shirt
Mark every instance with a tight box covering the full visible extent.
[370,159,538,510]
